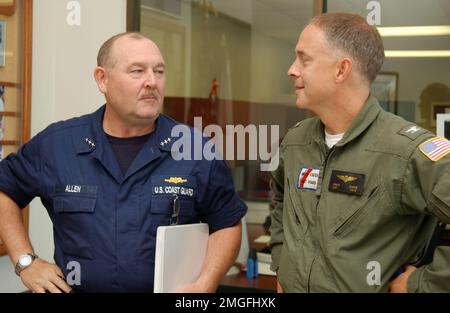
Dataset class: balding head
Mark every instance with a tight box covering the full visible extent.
[97,32,157,70]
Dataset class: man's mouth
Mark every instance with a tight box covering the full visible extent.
[140,94,158,100]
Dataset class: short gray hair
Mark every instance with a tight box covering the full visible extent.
[310,13,385,83]
[97,32,150,69]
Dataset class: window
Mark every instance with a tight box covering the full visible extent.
[130,0,318,222]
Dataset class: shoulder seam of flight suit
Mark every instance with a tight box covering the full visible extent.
[281,117,317,149]
[367,112,433,159]
[384,111,435,144]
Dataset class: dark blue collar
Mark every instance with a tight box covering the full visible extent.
[75,105,180,183]
[76,105,179,153]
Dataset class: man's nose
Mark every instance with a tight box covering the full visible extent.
[287,59,300,79]
[144,73,156,88]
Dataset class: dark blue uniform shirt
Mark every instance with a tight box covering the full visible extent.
[0,106,247,292]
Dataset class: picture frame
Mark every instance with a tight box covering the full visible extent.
[431,103,450,127]
[371,72,399,114]
[436,113,450,139]
[0,20,5,67]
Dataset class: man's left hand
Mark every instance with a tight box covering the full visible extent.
[389,265,417,293]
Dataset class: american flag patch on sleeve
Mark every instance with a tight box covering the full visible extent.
[419,136,450,161]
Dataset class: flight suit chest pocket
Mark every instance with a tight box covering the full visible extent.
[286,176,309,236]
[150,176,198,229]
[53,185,98,259]
[332,185,384,238]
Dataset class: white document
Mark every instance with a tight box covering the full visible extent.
[154,223,209,293]
[257,261,276,276]
[254,235,271,244]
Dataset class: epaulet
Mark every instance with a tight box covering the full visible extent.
[289,120,304,130]
[397,124,429,141]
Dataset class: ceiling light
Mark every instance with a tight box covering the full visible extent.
[385,50,450,57]
[377,26,450,37]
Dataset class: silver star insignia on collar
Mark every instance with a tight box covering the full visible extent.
[84,138,95,148]
[160,137,172,147]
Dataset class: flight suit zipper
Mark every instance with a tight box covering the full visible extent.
[309,144,336,291]
[314,144,336,215]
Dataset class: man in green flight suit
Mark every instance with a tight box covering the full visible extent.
[269,12,450,292]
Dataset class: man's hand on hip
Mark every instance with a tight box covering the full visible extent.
[20,258,72,293]
[389,265,417,293]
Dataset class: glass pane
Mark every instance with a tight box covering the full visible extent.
[327,0,450,133]
[139,0,316,213]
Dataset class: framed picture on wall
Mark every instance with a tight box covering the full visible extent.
[371,72,399,114]
[431,103,450,127]
[436,113,450,139]
[0,20,5,67]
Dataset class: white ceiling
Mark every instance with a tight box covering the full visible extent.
[214,0,313,44]
[213,0,450,46]
[330,0,450,26]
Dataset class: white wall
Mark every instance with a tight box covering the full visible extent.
[0,0,126,292]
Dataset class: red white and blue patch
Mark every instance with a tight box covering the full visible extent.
[297,167,320,190]
[419,136,450,162]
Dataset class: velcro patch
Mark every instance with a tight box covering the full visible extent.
[398,125,428,140]
[297,167,320,191]
[329,170,365,196]
[151,175,196,197]
[419,136,450,162]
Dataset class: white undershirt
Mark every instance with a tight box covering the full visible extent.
[325,130,345,149]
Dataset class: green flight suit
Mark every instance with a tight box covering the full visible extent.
[270,95,450,292]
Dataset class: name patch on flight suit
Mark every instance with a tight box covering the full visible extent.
[328,170,364,196]
[152,176,196,197]
[297,167,320,190]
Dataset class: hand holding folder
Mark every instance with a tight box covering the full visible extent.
[153,223,209,293]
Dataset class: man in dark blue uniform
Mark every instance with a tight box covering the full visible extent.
[0,32,246,293]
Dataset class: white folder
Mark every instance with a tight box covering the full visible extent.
[153,223,209,293]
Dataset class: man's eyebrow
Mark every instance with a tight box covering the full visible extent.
[297,50,311,59]
[128,62,145,68]
[154,62,165,68]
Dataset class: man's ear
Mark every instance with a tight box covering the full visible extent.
[335,58,352,83]
[94,66,108,94]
